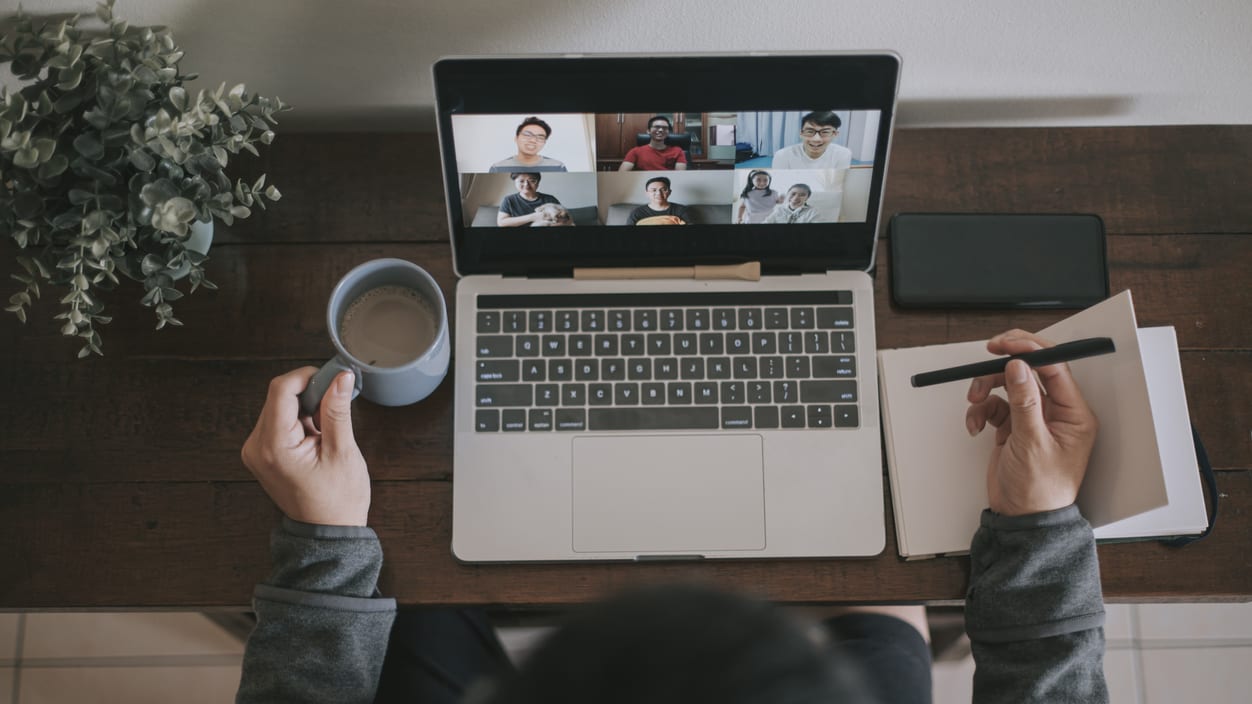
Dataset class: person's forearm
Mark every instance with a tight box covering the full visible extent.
[237,518,396,704]
[497,213,536,227]
[966,505,1107,703]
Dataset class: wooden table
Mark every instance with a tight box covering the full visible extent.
[2,127,1249,609]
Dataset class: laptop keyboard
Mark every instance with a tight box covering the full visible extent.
[472,291,859,433]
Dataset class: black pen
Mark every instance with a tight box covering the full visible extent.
[910,337,1117,388]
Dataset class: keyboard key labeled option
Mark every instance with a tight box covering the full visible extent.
[476,384,532,407]
[477,360,519,382]
[528,408,553,431]
[476,409,499,432]
[556,409,587,431]
[589,407,718,431]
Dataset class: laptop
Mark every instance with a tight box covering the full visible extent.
[434,53,901,562]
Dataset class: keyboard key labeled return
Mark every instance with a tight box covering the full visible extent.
[813,355,857,378]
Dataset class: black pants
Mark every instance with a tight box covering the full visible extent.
[374,609,932,704]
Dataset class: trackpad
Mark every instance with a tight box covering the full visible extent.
[571,435,766,554]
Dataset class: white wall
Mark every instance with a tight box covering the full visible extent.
[450,114,596,172]
[5,0,1251,129]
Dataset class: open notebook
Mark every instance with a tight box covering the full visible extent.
[878,291,1208,559]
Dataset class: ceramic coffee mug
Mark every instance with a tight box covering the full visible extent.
[298,258,450,416]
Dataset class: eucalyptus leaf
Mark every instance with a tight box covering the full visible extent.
[38,154,69,179]
[73,132,104,159]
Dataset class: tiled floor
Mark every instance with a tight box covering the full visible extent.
[1,604,1249,702]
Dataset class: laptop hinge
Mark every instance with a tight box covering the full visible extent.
[573,262,760,282]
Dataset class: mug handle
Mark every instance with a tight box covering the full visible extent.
[297,356,364,417]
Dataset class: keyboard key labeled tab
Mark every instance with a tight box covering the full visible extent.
[477,335,513,358]
[476,384,533,407]
[589,407,719,431]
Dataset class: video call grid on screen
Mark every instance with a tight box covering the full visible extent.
[433,54,900,275]
[451,110,883,229]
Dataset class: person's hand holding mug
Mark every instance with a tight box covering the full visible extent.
[964,329,1099,516]
[241,367,371,526]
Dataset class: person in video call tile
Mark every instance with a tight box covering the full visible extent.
[496,172,562,226]
[763,184,819,224]
[771,111,852,171]
[627,177,691,225]
[736,169,783,224]
[619,116,688,171]
[488,117,567,173]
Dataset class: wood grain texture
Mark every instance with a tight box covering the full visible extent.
[1,473,1247,609]
[1,126,1250,608]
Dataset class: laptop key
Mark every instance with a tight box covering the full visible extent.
[475,409,499,432]
[760,356,785,379]
[589,407,718,431]
[660,309,683,330]
[807,404,833,428]
[647,333,671,355]
[589,383,613,406]
[621,334,646,356]
[765,308,789,329]
[674,333,698,355]
[727,332,751,355]
[774,380,798,404]
[614,382,640,405]
[832,331,856,353]
[608,310,631,331]
[790,307,814,329]
[556,409,586,431]
[515,335,539,357]
[601,358,626,380]
[686,309,709,330]
[569,335,592,356]
[528,408,553,431]
[541,335,565,356]
[502,409,527,432]
[805,331,829,354]
[641,383,666,405]
[753,332,777,354]
[707,357,732,379]
[503,311,526,333]
[817,307,854,329]
[754,406,780,429]
[528,311,551,332]
[700,332,724,355]
[813,355,856,378]
[535,384,560,406]
[562,383,585,405]
[628,359,652,380]
[633,309,657,331]
[521,360,545,382]
[477,360,519,382]
[681,358,705,380]
[581,310,604,332]
[594,334,618,356]
[713,308,736,330]
[786,356,811,378]
[476,384,532,407]
[738,308,762,330]
[779,331,803,354]
[748,381,771,404]
[721,406,752,429]
[549,359,572,381]
[575,360,598,381]
[800,380,858,403]
[667,382,692,405]
[733,357,758,379]
[477,311,500,333]
[721,381,745,404]
[781,405,806,428]
[835,405,859,428]
[477,335,513,357]
[654,358,679,380]
[694,382,719,404]
[556,310,578,332]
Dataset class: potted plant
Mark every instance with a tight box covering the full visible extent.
[0,0,287,357]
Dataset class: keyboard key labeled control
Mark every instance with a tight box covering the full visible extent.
[502,409,527,432]
[589,407,718,431]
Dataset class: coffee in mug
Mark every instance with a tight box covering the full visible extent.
[340,285,439,368]
[298,258,450,416]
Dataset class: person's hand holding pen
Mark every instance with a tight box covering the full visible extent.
[964,330,1100,516]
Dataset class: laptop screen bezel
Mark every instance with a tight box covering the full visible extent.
[433,53,901,278]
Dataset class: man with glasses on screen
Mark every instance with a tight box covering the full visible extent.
[489,117,567,172]
[771,111,852,171]
[619,115,689,171]
[627,176,690,225]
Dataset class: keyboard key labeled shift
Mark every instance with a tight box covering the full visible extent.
[589,407,718,431]
[476,384,532,407]
[800,380,858,403]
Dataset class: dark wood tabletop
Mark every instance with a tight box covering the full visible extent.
[2,126,1249,610]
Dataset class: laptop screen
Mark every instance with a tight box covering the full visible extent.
[433,54,900,277]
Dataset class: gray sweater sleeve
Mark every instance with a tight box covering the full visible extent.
[965,505,1108,704]
[236,517,396,704]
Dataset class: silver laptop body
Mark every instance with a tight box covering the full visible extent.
[435,53,901,561]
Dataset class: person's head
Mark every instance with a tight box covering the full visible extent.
[480,584,870,704]
[741,169,773,198]
[645,176,672,207]
[514,117,552,157]
[786,183,812,209]
[510,172,541,196]
[798,111,841,159]
[647,115,673,143]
